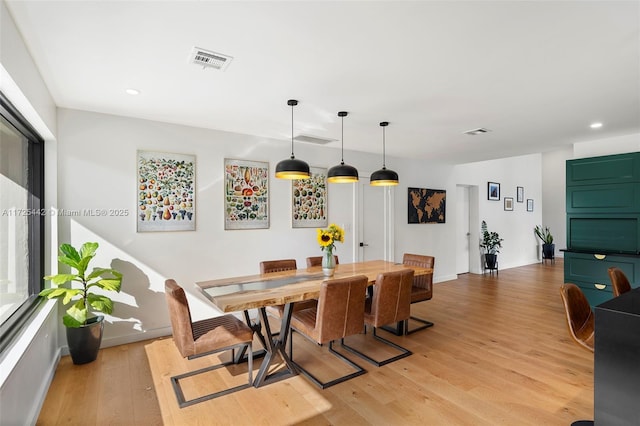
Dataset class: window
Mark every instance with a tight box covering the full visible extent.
[0,92,45,351]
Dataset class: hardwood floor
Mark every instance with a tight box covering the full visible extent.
[36,260,594,425]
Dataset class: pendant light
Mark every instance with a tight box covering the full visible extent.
[275,99,310,179]
[327,111,359,183]
[370,121,399,186]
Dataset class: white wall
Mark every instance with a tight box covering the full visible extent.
[0,1,59,424]
[56,108,463,346]
[454,154,544,272]
[541,146,572,258]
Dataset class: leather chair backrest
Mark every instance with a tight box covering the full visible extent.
[608,267,632,297]
[165,279,196,357]
[315,275,368,344]
[559,283,594,351]
[370,269,414,327]
[306,255,339,268]
[403,253,434,298]
[260,259,297,274]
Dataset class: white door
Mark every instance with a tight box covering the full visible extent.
[358,179,386,261]
[456,185,470,274]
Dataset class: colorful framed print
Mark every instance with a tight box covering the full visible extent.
[408,187,446,223]
[292,167,328,228]
[527,199,534,212]
[517,186,524,203]
[224,159,269,230]
[137,151,195,232]
[504,197,514,211]
[488,182,500,201]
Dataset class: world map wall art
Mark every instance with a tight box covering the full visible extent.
[137,151,196,232]
[408,187,446,224]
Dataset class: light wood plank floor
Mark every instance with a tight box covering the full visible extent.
[36,260,594,425]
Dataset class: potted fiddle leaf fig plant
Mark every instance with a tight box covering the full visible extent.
[480,220,503,270]
[534,225,555,261]
[40,242,122,364]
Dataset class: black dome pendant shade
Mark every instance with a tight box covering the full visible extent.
[327,111,359,183]
[275,99,310,179]
[370,121,399,186]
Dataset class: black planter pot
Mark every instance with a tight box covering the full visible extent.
[542,243,555,260]
[485,253,498,269]
[66,315,104,365]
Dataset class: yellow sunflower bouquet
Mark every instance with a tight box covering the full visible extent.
[317,223,344,253]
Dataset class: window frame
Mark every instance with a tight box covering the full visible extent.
[0,92,45,353]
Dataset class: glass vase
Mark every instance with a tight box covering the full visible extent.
[322,247,336,277]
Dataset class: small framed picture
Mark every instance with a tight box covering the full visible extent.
[527,199,534,212]
[504,197,514,211]
[517,186,524,203]
[488,182,500,201]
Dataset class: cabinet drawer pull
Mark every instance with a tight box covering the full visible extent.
[594,283,607,290]
[594,254,606,260]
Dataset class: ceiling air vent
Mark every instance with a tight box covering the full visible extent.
[464,127,491,136]
[293,134,336,145]
[189,47,233,71]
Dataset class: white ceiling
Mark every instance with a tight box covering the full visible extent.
[5,0,640,164]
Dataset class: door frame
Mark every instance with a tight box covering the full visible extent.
[356,176,395,262]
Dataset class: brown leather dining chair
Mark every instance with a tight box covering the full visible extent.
[288,275,369,388]
[164,279,254,408]
[559,283,594,352]
[306,255,339,268]
[402,253,435,334]
[608,267,632,297]
[342,269,414,366]
[261,259,317,321]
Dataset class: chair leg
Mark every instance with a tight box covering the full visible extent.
[341,326,412,367]
[405,315,434,335]
[289,329,366,389]
[171,342,253,408]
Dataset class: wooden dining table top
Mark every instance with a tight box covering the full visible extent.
[196,260,432,313]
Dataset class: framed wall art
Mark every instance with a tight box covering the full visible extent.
[488,182,500,201]
[517,186,524,203]
[408,187,446,224]
[504,197,514,211]
[224,158,269,230]
[292,167,328,228]
[527,199,534,212]
[137,151,195,232]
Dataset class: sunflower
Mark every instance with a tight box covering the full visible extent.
[316,224,345,250]
[317,229,333,247]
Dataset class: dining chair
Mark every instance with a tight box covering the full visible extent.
[261,259,317,321]
[164,279,254,408]
[559,283,594,352]
[306,255,339,268]
[608,267,632,297]
[342,269,414,366]
[288,275,369,388]
[383,253,435,335]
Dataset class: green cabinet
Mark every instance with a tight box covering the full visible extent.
[565,152,640,306]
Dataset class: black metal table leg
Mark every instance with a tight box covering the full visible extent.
[252,304,298,387]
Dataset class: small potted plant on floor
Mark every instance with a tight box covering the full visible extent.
[534,225,554,261]
[480,220,503,270]
[40,242,122,364]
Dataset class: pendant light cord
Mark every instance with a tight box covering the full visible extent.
[290,103,295,159]
[382,124,386,169]
[340,114,345,165]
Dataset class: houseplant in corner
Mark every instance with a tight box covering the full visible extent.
[534,225,554,261]
[480,220,503,270]
[40,242,122,364]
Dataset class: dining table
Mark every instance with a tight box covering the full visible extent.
[196,260,433,387]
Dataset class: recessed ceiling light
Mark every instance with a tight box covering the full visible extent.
[590,122,603,129]
[125,88,140,95]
